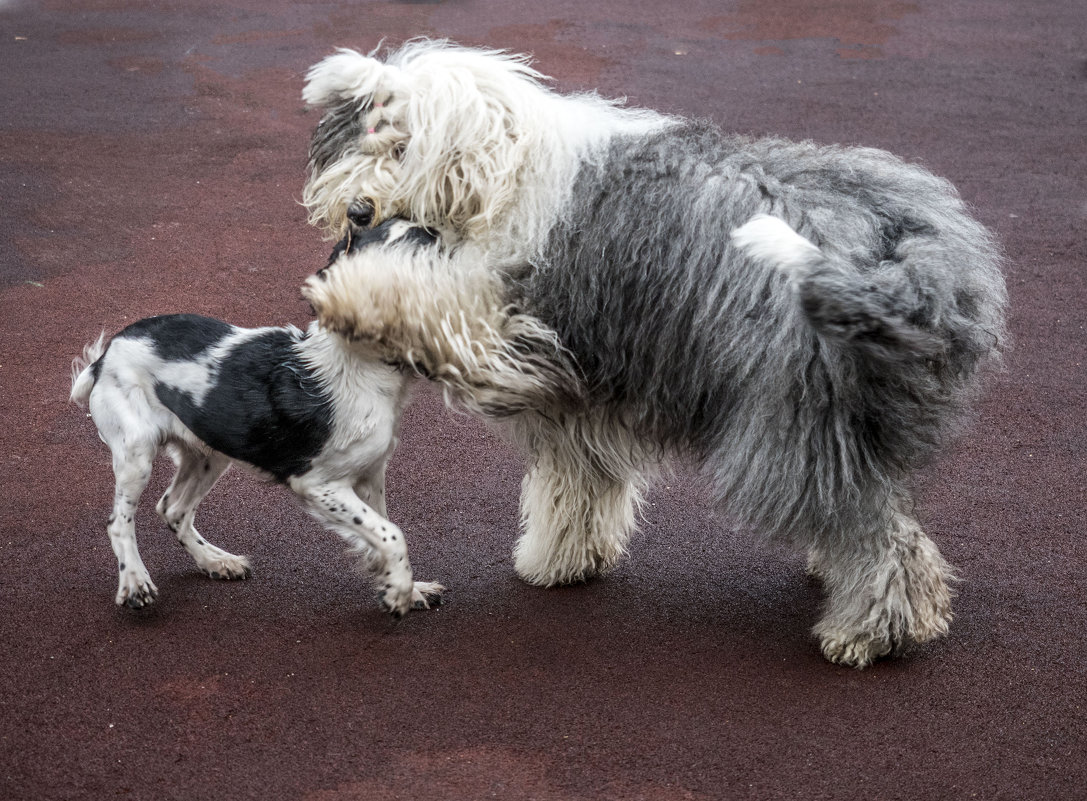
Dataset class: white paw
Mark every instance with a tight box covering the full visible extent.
[817,630,894,669]
[410,581,446,610]
[377,566,416,619]
[197,552,253,581]
[116,572,159,609]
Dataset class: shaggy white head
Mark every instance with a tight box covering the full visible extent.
[303,39,671,259]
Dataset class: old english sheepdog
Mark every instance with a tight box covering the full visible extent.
[70,221,444,615]
[299,40,1007,667]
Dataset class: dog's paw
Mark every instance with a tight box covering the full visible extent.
[378,589,408,619]
[187,540,253,581]
[410,581,446,610]
[817,630,894,669]
[116,573,159,609]
[199,555,253,581]
[377,574,415,619]
[303,276,389,347]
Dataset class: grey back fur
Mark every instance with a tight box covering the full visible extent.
[516,122,1007,546]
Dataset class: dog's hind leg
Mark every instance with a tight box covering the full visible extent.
[809,496,955,668]
[89,386,160,608]
[291,477,443,616]
[155,446,252,581]
[103,442,159,608]
[513,416,648,586]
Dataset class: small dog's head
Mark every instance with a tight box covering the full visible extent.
[319,216,438,276]
[302,218,441,348]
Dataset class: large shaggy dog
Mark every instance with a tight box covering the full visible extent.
[300,40,1007,667]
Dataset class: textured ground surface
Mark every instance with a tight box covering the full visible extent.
[2,1,1085,799]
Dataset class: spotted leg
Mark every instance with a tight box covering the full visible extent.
[105,441,158,608]
[291,477,443,616]
[351,463,441,610]
[155,447,251,581]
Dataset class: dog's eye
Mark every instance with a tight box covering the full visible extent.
[393,142,406,160]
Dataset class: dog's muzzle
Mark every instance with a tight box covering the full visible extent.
[347,201,374,229]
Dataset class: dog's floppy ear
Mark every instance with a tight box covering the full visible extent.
[303,48,404,108]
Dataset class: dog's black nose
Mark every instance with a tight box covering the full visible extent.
[347,202,374,228]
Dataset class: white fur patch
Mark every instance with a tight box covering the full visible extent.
[730,214,823,278]
[303,40,674,253]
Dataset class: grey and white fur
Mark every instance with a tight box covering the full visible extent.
[300,40,1008,667]
[70,221,444,616]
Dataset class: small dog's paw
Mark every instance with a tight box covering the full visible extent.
[410,581,446,610]
[303,273,387,344]
[116,575,159,609]
[200,555,253,581]
[378,578,414,619]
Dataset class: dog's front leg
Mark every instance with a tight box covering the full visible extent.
[512,413,649,586]
[303,249,583,417]
[290,477,443,616]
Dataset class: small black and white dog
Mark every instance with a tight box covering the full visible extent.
[70,221,444,616]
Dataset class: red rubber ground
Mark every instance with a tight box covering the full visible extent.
[2,2,1084,799]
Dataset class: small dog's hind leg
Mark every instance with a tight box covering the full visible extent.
[156,447,251,581]
[105,442,159,608]
[292,478,443,616]
[811,498,955,668]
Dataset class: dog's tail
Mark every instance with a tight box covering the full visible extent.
[70,333,107,406]
[730,214,952,364]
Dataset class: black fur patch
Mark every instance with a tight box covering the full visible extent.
[325,219,438,267]
[309,99,365,173]
[117,314,233,361]
[154,328,333,482]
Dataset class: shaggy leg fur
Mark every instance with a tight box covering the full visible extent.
[512,414,650,586]
[809,497,955,668]
[303,246,582,416]
[155,447,252,581]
